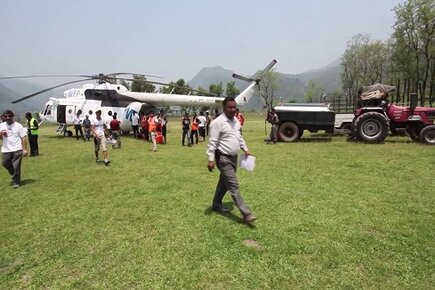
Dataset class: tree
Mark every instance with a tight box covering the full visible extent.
[341,34,389,100]
[225,81,240,97]
[304,80,322,103]
[131,75,155,93]
[391,0,435,106]
[159,79,192,95]
[255,69,278,110]
[209,82,224,96]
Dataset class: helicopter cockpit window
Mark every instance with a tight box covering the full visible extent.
[46,106,51,116]
[41,105,49,115]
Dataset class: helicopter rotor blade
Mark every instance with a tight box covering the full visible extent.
[232,73,256,83]
[119,78,218,96]
[106,73,164,79]
[262,59,277,73]
[11,78,93,104]
[232,59,277,83]
[0,74,92,80]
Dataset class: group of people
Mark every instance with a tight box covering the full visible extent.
[133,110,167,152]
[1,102,261,223]
[181,109,245,146]
[181,111,209,146]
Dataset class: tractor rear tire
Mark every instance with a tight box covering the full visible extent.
[419,125,435,145]
[278,122,300,142]
[354,112,389,143]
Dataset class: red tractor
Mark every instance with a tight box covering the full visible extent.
[351,84,435,145]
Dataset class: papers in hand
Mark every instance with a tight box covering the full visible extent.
[240,155,256,171]
[106,138,117,145]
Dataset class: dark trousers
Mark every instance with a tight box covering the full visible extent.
[2,150,23,185]
[142,127,149,141]
[162,125,167,143]
[182,128,190,146]
[84,127,91,141]
[28,134,39,156]
[190,130,198,144]
[75,125,84,140]
[213,153,251,216]
[199,127,205,140]
[132,125,139,138]
[270,124,279,142]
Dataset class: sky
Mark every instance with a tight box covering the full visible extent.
[0,0,405,86]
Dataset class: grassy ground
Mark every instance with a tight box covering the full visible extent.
[1,116,434,289]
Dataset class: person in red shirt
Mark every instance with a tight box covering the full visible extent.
[190,112,200,145]
[235,108,245,134]
[109,113,121,149]
[140,112,149,141]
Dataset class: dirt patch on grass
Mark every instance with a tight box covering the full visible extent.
[243,239,261,249]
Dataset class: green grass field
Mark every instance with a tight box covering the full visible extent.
[1,116,434,289]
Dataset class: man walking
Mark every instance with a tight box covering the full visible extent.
[25,112,39,156]
[206,97,256,223]
[1,110,28,188]
[110,113,121,149]
[91,110,110,166]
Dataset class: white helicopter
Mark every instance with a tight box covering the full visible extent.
[2,60,277,136]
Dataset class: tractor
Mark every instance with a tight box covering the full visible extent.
[351,84,435,145]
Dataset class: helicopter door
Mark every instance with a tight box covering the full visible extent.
[57,105,66,123]
[65,106,76,124]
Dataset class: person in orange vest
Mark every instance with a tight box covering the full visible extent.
[235,108,245,134]
[190,112,200,145]
[147,111,160,152]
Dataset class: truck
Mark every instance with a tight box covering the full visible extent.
[273,103,336,142]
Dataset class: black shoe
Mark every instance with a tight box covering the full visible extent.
[243,214,257,223]
[105,160,110,166]
[212,206,230,213]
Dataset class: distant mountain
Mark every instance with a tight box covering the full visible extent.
[188,60,343,111]
[0,78,62,117]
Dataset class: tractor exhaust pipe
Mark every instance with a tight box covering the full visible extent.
[410,93,418,114]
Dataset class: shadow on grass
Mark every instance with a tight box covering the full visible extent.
[204,202,256,228]
[345,137,416,145]
[297,137,332,143]
[21,179,37,185]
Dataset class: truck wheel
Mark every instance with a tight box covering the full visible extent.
[278,122,299,142]
[354,112,389,143]
[298,129,304,139]
[419,125,435,145]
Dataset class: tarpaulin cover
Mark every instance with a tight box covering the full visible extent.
[358,84,396,100]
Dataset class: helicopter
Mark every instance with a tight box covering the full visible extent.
[1,60,277,136]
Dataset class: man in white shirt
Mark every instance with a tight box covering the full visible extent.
[197,111,207,142]
[131,111,139,139]
[206,97,256,223]
[73,110,84,141]
[0,110,28,188]
[91,110,110,166]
